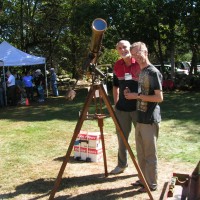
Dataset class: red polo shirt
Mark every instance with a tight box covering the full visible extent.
[113,58,140,82]
[113,58,141,111]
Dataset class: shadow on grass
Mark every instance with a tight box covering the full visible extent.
[0,88,113,122]
[54,184,141,200]
[1,90,200,125]
[53,156,79,163]
[162,91,200,124]
[0,173,141,200]
[0,88,114,122]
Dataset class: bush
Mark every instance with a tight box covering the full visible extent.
[174,74,200,91]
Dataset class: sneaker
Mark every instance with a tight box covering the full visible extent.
[110,166,127,174]
[138,186,157,193]
[131,180,143,187]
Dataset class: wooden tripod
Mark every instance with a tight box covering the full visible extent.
[49,83,154,200]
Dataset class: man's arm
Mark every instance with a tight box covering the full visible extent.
[7,77,11,84]
[113,86,119,105]
[112,73,120,105]
[124,90,163,103]
[138,90,163,103]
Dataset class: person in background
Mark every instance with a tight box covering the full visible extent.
[6,70,17,106]
[34,69,45,102]
[13,70,20,80]
[125,41,163,192]
[15,73,25,104]
[0,77,5,107]
[111,40,141,174]
[50,68,59,96]
[23,71,34,101]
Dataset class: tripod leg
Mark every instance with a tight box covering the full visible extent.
[99,85,154,200]
[97,117,108,177]
[49,87,96,200]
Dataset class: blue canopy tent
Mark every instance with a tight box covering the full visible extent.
[0,41,47,105]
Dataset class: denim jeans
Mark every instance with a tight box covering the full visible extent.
[51,83,59,96]
[38,86,44,100]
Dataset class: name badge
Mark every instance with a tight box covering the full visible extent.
[125,73,132,80]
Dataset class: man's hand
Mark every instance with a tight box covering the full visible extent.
[124,92,138,100]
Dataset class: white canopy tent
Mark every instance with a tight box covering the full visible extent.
[0,41,47,105]
[0,41,46,66]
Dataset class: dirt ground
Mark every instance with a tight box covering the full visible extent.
[44,133,195,200]
[2,132,195,200]
[43,156,194,200]
[1,148,196,200]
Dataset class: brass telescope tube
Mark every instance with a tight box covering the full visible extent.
[89,18,107,64]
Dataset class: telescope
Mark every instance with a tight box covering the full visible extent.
[90,18,107,64]
[83,18,107,73]
[66,18,107,100]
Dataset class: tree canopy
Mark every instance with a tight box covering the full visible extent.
[0,0,199,77]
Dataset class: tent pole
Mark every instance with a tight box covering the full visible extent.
[44,63,48,98]
[2,62,7,106]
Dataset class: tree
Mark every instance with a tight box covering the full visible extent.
[182,0,200,74]
[1,0,199,80]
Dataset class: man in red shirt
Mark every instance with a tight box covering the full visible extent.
[111,40,141,174]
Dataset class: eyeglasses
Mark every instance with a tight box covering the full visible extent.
[131,49,146,57]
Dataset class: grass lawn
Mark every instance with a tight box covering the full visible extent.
[0,88,199,200]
